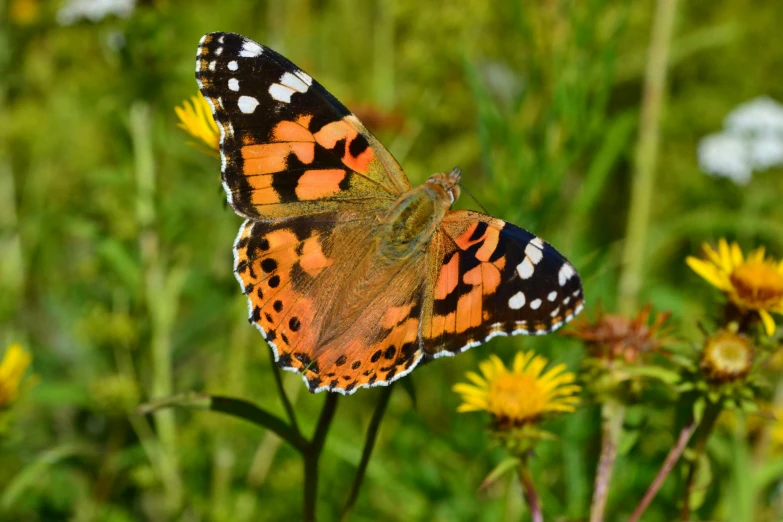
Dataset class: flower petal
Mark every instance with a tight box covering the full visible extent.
[759,309,776,336]
[719,239,732,270]
[686,257,730,290]
[730,242,744,268]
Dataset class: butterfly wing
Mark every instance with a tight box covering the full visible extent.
[421,210,584,356]
[234,215,427,394]
[196,32,410,221]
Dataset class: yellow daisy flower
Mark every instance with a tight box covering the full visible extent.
[174,94,220,153]
[453,352,580,429]
[0,343,32,408]
[687,239,783,335]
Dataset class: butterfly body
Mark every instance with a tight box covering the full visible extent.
[196,32,584,394]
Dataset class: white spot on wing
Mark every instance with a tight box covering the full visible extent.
[228,78,239,91]
[269,84,296,103]
[525,243,543,264]
[516,258,534,279]
[208,60,216,71]
[228,60,238,71]
[547,291,557,302]
[559,263,576,286]
[240,40,263,57]
[508,291,526,310]
[281,72,310,92]
[237,95,259,114]
[530,237,544,248]
[215,47,223,56]
[530,298,542,310]
[298,70,313,86]
[550,307,560,317]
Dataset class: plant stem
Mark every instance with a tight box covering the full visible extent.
[519,457,543,522]
[681,404,721,520]
[340,385,394,521]
[628,418,699,522]
[617,0,679,311]
[590,401,626,522]
[270,351,302,437]
[137,392,306,452]
[303,392,340,522]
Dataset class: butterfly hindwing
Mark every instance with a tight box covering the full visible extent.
[196,32,409,221]
[422,210,584,357]
[235,214,426,394]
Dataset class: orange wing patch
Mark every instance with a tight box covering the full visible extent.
[304,307,423,393]
[295,169,346,200]
[235,220,334,372]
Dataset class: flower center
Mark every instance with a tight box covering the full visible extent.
[701,332,752,382]
[730,260,783,308]
[488,373,545,425]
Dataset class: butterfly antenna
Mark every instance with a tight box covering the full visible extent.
[458,184,490,215]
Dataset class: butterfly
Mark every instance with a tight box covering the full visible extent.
[196,32,584,395]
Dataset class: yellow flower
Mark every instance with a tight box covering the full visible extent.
[9,0,40,25]
[453,352,580,429]
[0,343,32,408]
[687,239,783,335]
[700,330,753,383]
[174,95,220,153]
[772,407,783,450]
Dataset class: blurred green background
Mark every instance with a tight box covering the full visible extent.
[2,0,783,520]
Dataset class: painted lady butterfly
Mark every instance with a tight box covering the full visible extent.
[196,33,584,395]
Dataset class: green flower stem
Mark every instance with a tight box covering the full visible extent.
[617,0,679,311]
[270,353,302,438]
[340,385,394,521]
[589,400,625,522]
[519,457,543,522]
[681,404,721,520]
[303,392,340,522]
[137,392,307,452]
[628,417,699,522]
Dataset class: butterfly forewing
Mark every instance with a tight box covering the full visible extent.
[196,32,409,221]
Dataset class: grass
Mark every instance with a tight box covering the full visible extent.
[2,0,783,521]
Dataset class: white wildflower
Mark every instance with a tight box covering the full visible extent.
[698,96,783,185]
[725,96,783,136]
[57,0,136,26]
[750,134,783,171]
[697,133,752,185]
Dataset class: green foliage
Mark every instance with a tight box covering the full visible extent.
[2,0,783,521]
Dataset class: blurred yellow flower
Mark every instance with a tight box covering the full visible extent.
[9,0,40,25]
[772,407,783,449]
[687,239,783,335]
[453,352,580,429]
[0,343,32,408]
[175,94,220,153]
[700,330,753,383]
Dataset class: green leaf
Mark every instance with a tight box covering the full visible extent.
[1,443,96,510]
[400,376,417,410]
[687,453,713,512]
[137,392,305,452]
[693,397,706,424]
[478,456,521,491]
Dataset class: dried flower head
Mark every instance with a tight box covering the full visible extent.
[687,239,783,335]
[175,94,220,154]
[453,352,579,430]
[566,305,670,363]
[700,330,753,383]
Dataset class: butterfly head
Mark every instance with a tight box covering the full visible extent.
[426,166,462,205]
